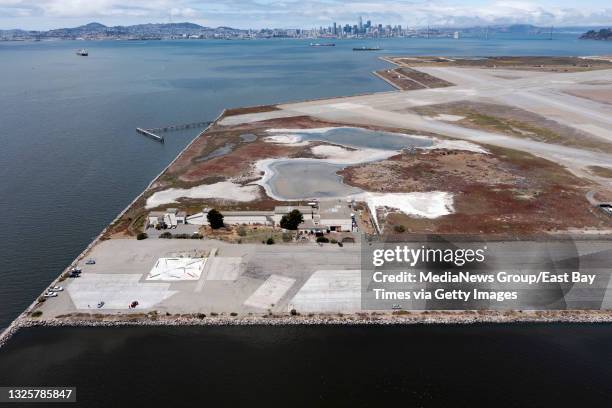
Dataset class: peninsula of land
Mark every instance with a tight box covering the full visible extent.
[3,55,612,346]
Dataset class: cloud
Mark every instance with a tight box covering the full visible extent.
[0,0,200,18]
[0,0,611,28]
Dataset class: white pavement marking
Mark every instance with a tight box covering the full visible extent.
[243,275,296,309]
[206,257,243,281]
[67,274,176,310]
[147,257,206,281]
[289,270,361,313]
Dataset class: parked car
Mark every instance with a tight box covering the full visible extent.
[85,259,96,265]
[43,292,58,298]
[97,301,105,308]
[49,285,63,292]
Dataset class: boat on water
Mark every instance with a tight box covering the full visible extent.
[76,49,88,56]
[352,46,382,51]
[310,42,336,47]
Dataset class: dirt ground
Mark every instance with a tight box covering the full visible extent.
[387,56,612,72]
[588,166,612,179]
[411,101,612,153]
[340,146,612,236]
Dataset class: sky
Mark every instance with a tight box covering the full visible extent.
[1,0,611,30]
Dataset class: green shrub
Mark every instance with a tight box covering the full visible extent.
[159,232,172,239]
[280,209,303,230]
[136,232,148,240]
[316,236,329,243]
[230,312,238,316]
[282,232,292,242]
[191,233,203,239]
[266,237,275,245]
[31,310,43,317]
[237,226,247,237]
[394,225,406,233]
[330,238,337,244]
[207,209,224,229]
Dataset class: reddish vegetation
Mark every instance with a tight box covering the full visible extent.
[341,147,610,236]
[181,142,292,182]
[109,109,610,238]
[165,115,351,185]
[223,105,280,116]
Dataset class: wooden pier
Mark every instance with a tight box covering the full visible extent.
[135,121,212,143]
[147,121,212,133]
[136,128,164,143]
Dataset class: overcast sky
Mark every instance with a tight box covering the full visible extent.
[1,0,611,30]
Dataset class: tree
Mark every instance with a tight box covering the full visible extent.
[207,209,224,229]
[280,209,303,230]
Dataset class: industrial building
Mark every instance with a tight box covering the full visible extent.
[175,200,355,233]
[146,208,187,229]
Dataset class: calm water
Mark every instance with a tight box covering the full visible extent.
[0,325,611,407]
[267,160,362,199]
[293,127,433,149]
[266,127,432,199]
[2,35,612,402]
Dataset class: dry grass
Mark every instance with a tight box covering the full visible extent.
[224,105,280,116]
[588,166,612,178]
[342,145,610,236]
[389,56,612,72]
[412,101,612,153]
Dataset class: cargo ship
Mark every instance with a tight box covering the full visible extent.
[352,46,382,51]
[310,43,336,47]
[76,49,88,56]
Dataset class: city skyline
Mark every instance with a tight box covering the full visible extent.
[1,0,611,31]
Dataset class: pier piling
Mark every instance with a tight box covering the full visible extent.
[135,121,212,143]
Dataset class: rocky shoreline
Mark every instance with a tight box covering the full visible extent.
[2,310,612,348]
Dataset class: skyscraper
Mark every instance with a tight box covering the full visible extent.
[358,16,363,31]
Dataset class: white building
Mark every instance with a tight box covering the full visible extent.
[317,200,354,232]
[171,201,355,233]
[146,208,186,229]
[272,206,315,226]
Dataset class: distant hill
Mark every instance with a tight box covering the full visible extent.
[45,22,219,37]
[1,22,245,40]
[580,28,612,40]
